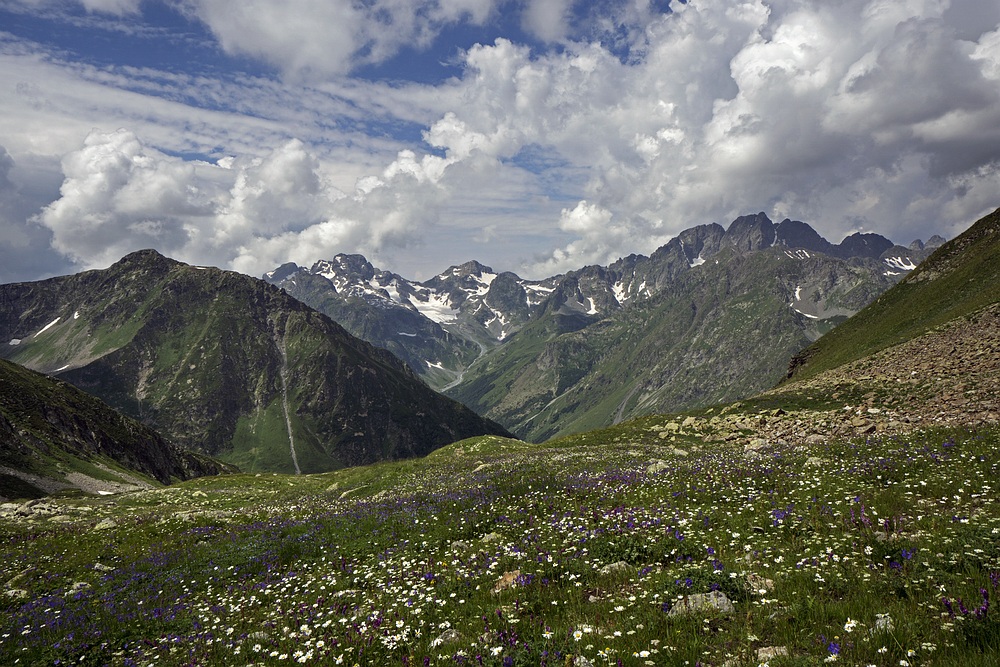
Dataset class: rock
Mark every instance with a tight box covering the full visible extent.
[94,518,117,530]
[805,434,825,445]
[746,573,775,591]
[450,540,470,552]
[191,490,208,498]
[494,570,521,593]
[667,590,734,617]
[664,421,680,433]
[68,581,90,595]
[671,447,689,457]
[325,482,340,492]
[4,589,28,599]
[481,532,503,544]
[93,563,115,572]
[431,628,461,647]
[599,561,630,576]
[682,416,697,427]
[805,457,823,467]
[757,646,789,660]
[647,460,670,474]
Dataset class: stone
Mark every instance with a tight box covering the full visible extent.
[599,561,630,576]
[94,518,117,530]
[671,447,689,457]
[493,570,521,593]
[805,457,823,467]
[646,460,670,474]
[431,629,461,647]
[757,646,789,660]
[667,590,734,617]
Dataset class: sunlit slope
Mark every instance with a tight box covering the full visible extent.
[785,206,1000,382]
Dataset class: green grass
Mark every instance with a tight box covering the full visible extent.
[787,207,1000,382]
[2,420,998,666]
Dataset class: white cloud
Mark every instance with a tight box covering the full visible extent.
[5,0,1000,283]
[179,0,506,77]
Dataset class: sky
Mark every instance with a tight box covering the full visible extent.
[1,0,999,283]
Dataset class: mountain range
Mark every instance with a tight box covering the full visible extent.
[0,251,510,475]
[265,213,944,441]
[2,207,997,666]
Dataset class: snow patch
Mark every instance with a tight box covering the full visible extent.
[73,311,80,320]
[34,317,61,337]
[884,256,916,271]
[55,364,70,372]
[8,339,21,346]
[586,297,598,315]
[397,332,417,337]
[794,285,802,301]
[411,290,459,324]
[791,307,819,319]
[426,361,444,369]
[784,249,812,260]
[689,254,706,268]
[612,281,628,304]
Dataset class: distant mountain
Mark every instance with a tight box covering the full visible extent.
[0,251,511,474]
[786,206,1000,382]
[265,214,943,441]
[0,357,229,501]
[265,256,559,389]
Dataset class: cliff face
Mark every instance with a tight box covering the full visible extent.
[1,251,511,474]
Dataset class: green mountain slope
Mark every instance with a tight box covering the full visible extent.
[786,206,1000,382]
[0,358,228,501]
[450,245,900,442]
[0,251,511,474]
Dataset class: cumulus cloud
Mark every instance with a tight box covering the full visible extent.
[419,0,1000,271]
[8,0,1000,281]
[179,0,505,77]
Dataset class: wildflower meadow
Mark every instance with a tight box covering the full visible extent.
[2,419,998,666]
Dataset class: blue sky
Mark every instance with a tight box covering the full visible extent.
[1,0,999,283]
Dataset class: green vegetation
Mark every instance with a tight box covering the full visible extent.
[2,420,997,666]
[787,207,1000,382]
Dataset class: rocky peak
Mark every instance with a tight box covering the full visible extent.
[311,254,378,282]
[264,262,300,283]
[723,212,776,252]
[774,219,834,254]
[836,232,894,260]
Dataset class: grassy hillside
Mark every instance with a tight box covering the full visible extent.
[0,358,229,500]
[0,251,510,474]
[2,417,997,665]
[785,206,1000,382]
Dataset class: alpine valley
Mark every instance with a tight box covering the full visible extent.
[265,212,944,442]
[1,207,998,667]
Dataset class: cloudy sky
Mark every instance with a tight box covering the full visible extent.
[1,0,999,283]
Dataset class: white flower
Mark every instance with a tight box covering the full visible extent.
[844,618,858,633]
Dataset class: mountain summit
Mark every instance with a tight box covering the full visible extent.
[265,214,942,440]
[1,251,510,473]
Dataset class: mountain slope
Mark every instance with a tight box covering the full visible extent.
[785,206,1000,382]
[0,358,229,501]
[450,243,906,441]
[0,251,511,474]
[264,215,941,438]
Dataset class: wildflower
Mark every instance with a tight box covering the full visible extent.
[844,618,858,633]
[574,630,583,641]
